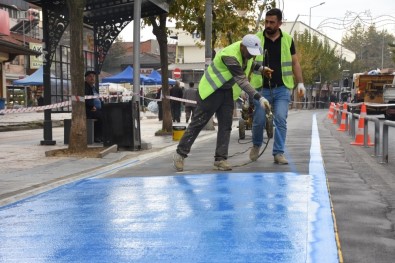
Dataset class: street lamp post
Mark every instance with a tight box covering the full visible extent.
[309,2,325,34]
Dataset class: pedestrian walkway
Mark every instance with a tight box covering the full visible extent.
[0,111,215,206]
[0,110,340,262]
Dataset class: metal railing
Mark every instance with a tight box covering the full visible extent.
[380,120,395,164]
[333,105,381,158]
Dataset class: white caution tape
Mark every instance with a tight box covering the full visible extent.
[139,95,197,104]
[165,95,197,104]
[0,101,71,114]
[71,96,85,102]
[0,93,200,115]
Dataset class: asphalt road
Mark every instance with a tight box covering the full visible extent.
[321,111,395,263]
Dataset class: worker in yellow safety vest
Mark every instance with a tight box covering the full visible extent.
[248,8,305,165]
[173,34,273,172]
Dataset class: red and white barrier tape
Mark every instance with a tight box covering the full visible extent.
[0,94,198,115]
[165,95,197,104]
[0,101,71,114]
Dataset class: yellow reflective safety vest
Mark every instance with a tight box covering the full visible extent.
[198,41,252,101]
[248,31,294,89]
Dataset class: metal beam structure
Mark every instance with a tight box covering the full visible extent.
[24,0,170,145]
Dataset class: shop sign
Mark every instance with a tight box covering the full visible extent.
[29,43,43,69]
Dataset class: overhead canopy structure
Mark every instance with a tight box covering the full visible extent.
[102,66,156,84]
[25,0,170,26]
[24,0,171,72]
[23,0,171,145]
[148,70,177,85]
[13,66,69,86]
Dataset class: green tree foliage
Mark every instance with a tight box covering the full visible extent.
[342,23,395,72]
[143,0,275,132]
[389,43,395,63]
[293,30,340,85]
[168,0,275,47]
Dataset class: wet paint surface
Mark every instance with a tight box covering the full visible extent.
[0,115,338,262]
[0,172,335,263]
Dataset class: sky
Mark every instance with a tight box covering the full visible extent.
[281,0,395,42]
[120,0,395,43]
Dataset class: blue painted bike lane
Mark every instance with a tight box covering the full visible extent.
[0,114,339,262]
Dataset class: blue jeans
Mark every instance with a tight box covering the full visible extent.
[252,86,291,156]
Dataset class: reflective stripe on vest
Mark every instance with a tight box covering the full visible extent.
[204,62,227,91]
[249,31,294,89]
[198,41,251,101]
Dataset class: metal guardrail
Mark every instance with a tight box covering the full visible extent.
[380,120,395,164]
[364,115,381,157]
[332,102,395,164]
[334,106,381,157]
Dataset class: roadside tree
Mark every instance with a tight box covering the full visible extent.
[144,0,275,132]
[67,0,88,152]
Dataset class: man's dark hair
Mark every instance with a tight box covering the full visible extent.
[266,8,282,21]
[85,70,96,77]
[189,82,194,88]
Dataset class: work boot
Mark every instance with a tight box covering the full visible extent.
[173,152,184,171]
[213,160,232,171]
[274,153,288,165]
[249,145,261,161]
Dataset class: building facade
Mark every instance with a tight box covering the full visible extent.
[0,1,41,108]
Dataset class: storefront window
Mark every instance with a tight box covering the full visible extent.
[6,87,34,108]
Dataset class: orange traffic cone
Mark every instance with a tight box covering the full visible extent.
[337,103,348,131]
[327,102,334,119]
[350,103,374,146]
[332,103,339,124]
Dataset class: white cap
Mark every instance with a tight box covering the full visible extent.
[242,34,262,56]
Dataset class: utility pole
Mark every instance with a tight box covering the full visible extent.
[309,2,325,34]
[205,0,212,69]
[204,0,215,130]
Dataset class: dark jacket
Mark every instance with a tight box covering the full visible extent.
[85,82,100,113]
[169,85,183,105]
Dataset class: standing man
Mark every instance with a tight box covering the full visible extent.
[84,71,103,143]
[183,82,198,123]
[173,34,272,172]
[249,8,305,164]
[169,81,183,123]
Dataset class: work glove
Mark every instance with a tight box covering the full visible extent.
[297,83,306,97]
[259,97,271,112]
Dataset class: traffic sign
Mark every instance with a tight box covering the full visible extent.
[173,68,181,79]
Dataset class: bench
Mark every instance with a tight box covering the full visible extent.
[64,119,96,144]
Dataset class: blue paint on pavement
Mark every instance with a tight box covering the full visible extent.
[0,114,339,262]
[1,173,310,262]
[308,114,339,262]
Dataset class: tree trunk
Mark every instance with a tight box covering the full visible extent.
[150,14,172,132]
[67,0,87,152]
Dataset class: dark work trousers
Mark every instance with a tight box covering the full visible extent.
[157,101,163,121]
[176,88,234,161]
[171,101,182,122]
[184,106,196,122]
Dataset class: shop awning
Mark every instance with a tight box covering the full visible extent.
[0,35,41,62]
[13,66,44,86]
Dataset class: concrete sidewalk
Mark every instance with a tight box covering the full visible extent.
[0,110,216,206]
